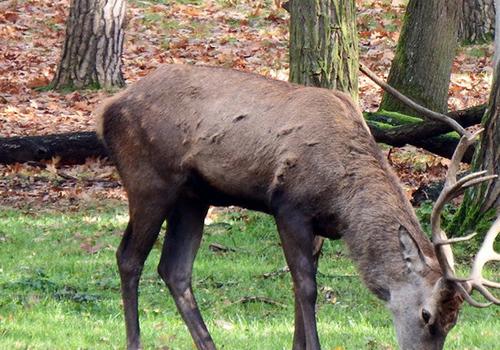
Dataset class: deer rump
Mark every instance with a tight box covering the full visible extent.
[98,64,379,220]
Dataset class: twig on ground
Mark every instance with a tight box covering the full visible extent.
[229,296,286,308]
[208,243,236,253]
[261,266,290,279]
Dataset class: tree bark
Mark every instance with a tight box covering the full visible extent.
[448,60,500,235]
[0,132,107,164]
[495,0,500,66]
[366,105,485,128]
[289,0,359,99]
[379,0,462,115]
[366,105,485,163]
[368,124,474,163]
[459,0,495,43]
[366,105,485,144]
[51,0,126,90]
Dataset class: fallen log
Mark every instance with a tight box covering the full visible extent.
[366,105,485,141]
[365,105,485,162]
[0,132,107,164]
[369,125,473,162]
[0,106,484,165]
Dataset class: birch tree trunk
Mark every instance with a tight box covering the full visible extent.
[379,0,462,115]
[289,0,359,99]
[52,0,126,90]
[459,0,495,43]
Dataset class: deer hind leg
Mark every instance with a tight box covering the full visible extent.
[116,183,176,350]
[275,212,321,350]
[157,197,215,350]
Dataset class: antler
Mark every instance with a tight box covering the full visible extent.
[358,62,499,307]
[462,217,500,307]
[431,129,499,307]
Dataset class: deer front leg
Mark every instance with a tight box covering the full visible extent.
[276,212,321,350]
[292,236,324,350]
[157,199,215,350]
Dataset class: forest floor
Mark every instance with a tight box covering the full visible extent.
[0,0,495,209]
[0,2,498,349]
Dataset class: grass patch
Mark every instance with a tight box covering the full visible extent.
[0,205,498,349]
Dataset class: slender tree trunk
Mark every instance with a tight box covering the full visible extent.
[379,0,462,115]
[459,0,495,43]
[448,59,499,235]
[495,0,500,66]
[52,0,126,90]
[289,0,359,99]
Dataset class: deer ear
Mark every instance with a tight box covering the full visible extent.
[398,225,427,274]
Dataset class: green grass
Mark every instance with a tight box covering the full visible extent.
[0,205,498,349]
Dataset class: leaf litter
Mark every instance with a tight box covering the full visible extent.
[0,0,494,209]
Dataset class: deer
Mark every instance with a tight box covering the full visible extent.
[94,64,499,350]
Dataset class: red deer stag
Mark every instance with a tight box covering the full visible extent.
[95,64,499,350]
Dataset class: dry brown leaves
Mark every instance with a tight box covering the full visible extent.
[0,158,125,209]
[0,0,493,209]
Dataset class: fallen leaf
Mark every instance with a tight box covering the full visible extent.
[27,76,50,88]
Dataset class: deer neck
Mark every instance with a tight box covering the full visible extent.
[336,182,440,301]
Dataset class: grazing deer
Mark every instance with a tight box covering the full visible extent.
[95,64,499,350]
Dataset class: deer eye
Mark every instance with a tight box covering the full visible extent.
[421,308,432,324]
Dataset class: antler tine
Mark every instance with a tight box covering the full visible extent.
[455,171,491,188]
[483,280,500,288]
[433,232,478,246]
[432,130,500,306]
[442,129,482,182]
[455,282,492,308]
[463,216,500,306]
[433,173,497,220]
[431,132,481,277]
[472,284,500,305]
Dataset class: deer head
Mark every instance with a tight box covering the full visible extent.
[390,130,498,349]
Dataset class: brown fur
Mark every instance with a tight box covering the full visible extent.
[96,64,460,350]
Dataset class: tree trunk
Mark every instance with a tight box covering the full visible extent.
[51,0,126,90]
[289,0,359,99]
[379,0,462,115]
[448,58,499,235]
[495,0,500,66]
[459,0,495,43]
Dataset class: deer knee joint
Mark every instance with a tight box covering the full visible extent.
[158,265,190,294]
[117,254,143,279]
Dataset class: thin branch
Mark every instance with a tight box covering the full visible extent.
[228,296,286,308]
[261,266,290,279]
[359,63,469,137]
